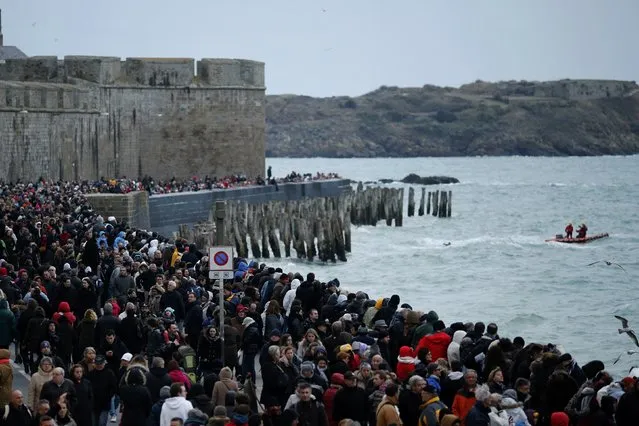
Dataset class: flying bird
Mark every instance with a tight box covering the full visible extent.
[587,260,626,272]
[615,315,639,347]
[613,349,639,365]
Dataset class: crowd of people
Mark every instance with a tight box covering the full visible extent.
[1,171,341,198]
[0,181,637,426]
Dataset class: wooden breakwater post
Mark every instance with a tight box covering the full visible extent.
[350,185,404,227]
[426,191,431,215]
[222,195,351,262]
[447,190,452,217]
[431,190,439,217]
[408,187,415,217]
[418,188,426,216]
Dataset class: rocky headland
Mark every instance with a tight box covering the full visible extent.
[266,79,639,157]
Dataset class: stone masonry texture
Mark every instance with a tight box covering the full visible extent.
[0,56,265,182]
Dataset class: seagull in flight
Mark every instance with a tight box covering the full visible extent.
[587,260,626,272]
[613,349,639,365]
[615,315,639,347]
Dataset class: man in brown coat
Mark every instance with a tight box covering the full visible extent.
[0,348,13,407]
[376,383,402,426]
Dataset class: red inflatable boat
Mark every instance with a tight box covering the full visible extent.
[545,233,610,244]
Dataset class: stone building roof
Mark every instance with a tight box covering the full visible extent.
[0,45,27,60]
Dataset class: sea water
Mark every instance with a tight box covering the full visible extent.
[264,155,639,377]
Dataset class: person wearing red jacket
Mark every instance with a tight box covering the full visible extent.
[396,346,416,382]
[565,223,573,239]
[324,373,344,426]
[415,320,451,362]
[52,302,76,327]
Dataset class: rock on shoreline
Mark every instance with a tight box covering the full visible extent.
[400,174,459,185]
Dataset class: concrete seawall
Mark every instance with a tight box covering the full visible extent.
[86,179,352,237]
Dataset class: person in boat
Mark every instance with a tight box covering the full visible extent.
[576,223,588,239]
[565,223,574,239]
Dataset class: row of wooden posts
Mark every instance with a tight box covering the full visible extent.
[407,187,453,218]
[176,185,453,261]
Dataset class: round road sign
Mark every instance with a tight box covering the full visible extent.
[213,251,229,267]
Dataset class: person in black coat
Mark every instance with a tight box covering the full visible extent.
[119,368,152,426]
[119,305,144,355]
[332,371,369,425]
[69,364,94,426]
[87,356,118,424]
[260,345,290,408]
[159,282,185,322]
[197,326,222,375]
[187,383,215,417]
[184,293,203,350]
[99,331,128,376]
[145,357,172,403]
[40,368,77,414]
[95,303,120,343]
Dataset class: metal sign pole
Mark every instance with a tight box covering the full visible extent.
[215,201,226,368]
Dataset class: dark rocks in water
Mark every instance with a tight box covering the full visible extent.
[379,179,395,184]
[400,173,459,185]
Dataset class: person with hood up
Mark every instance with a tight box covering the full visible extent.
[500,390,531,426]
[27,357,53,410]
[212,367,239,407]
[323,373,343,426]
[283,279,301,316]
[440,361,465,409]
[396,346,416,382]
[160,382,194,426]
[416,320,452,362]
[447,330,467,365]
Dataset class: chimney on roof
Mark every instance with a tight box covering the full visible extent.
[0,9,3,46]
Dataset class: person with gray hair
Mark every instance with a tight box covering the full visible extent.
[465,384,497,425]
[39,367,77,413]
[146,357,172,404]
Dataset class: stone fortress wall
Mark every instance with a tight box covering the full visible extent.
[0,56,266,182]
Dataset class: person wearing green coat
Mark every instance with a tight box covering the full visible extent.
[412,311,439,347]
[0,299,17,350]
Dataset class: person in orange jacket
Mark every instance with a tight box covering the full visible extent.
[415,320,451,362]
[452,370,478,426]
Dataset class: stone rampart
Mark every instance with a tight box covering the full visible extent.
[85,191,151,230]
[0,56,266,183]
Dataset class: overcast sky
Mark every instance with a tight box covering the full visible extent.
[4,0,638,97]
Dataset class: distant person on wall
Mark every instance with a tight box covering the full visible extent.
[576,223,588,238]
[267,166,272,180]
[565,223,573,239]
